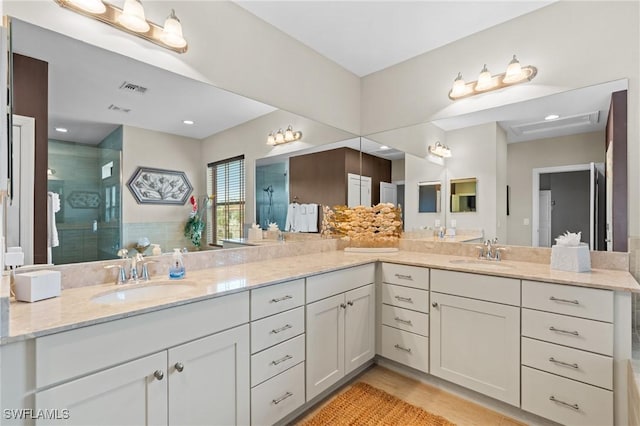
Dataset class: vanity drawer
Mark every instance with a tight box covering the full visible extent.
[382,284,429,313]
[522,309,613,356]
[522,337,612,390]
[381,304,429,337]
[251,334,305,387]
[522,366,612,426]
[251,362,305,426]
[430,269,519,306]
[381,263,429,290]
[306,264,375,303]
[380,325,429,373]
[522,280,613,323]
[251,307,304,354]
[251,279,305,321]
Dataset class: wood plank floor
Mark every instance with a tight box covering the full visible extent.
[295,366,527,426]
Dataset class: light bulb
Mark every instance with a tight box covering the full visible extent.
[451,72,467,98]
[118,0,150,33]
[161,9,187,49]
[267,132,276,145]
[503,55,523,84]
[275,130,285,144]
[69,0,106,14]
[475,64,494,91]
[284,125,294,142]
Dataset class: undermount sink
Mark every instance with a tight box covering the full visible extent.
[448,259,514,270]
[91,281,197,304]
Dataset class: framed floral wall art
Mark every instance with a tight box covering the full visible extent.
[127,166,193,205]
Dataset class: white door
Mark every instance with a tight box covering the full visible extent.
[168,324,249,426]
[430,292,520,407]
[35,352,168,426]
[306,293,345,400]
[379,182,397,205]
[538,190,552,247]
[347,173,372,207]
[7,115,35,264]
[344,284,375,375]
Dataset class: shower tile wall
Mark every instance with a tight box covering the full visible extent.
[256,162,288,230]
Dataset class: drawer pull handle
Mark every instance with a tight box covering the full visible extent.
[340,303,347,309]
[270,295,293,303]
[549,396,579,411]
[270,355,293,366]
[549,326,580,336]
[549,296,579,305]
[394,344,412,353]
[153,370,164,381]
[395,295,413,303]
[347,301,354,306]
[272,392,293,405]
[270,324,293,334]
[395,273,413,281]
[548,357,579,369]
[394,317,413,325]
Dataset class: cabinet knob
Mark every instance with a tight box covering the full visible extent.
[175,362,184,373]
[153,370,164,380]
[432,302,438,308]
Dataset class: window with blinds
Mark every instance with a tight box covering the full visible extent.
[206,155,245,246]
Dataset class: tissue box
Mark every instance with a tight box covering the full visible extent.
[551,244,591,272]
[14,270,61,302]
[248,228,263,241]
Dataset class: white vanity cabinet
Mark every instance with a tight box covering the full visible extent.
[379,263,430,373]
[33,292,250,426]
[305,264,375,401]
[249,279,306,425]
[429,269,521,406]
[521,280,614,426]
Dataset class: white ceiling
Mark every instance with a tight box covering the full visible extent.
[11,19,276,145]
[235,1,554,77]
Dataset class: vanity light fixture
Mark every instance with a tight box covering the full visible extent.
[266,125,303,146]
[53,0,188,53]
[448,55,537,100]
[428,141,452,158]
[55,127,68,133]
[182,120,194,125]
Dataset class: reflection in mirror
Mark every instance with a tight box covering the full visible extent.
[418,181,441,213]
[450,178,477,213]
[366,79,628,251]
[9,17,277,265]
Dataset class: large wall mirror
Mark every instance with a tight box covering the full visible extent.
[366,79,629,252]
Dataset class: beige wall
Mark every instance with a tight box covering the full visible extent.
[201,110,355,224]
[3,1,361,134]
[361,1,639,239]
[506,131,604,246]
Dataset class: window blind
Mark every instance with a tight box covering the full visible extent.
[207,155,245,245]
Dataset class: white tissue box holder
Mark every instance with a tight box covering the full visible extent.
[551,244,591,272]
[248,228,263,241]
[14,270,61,302]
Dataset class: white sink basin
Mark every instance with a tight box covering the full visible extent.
[92,281,197,304]
[448,259,514,270]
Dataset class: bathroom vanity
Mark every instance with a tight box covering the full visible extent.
[1,246,637,426]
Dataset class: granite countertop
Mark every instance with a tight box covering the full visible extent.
[222,238,281,246]
[6,250,640,344]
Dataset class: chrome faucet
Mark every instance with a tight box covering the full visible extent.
[480,238,502,261]
[129,253,144,283]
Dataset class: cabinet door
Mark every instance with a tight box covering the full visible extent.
[430,292,520,406]
[168,324,249,426]
[306,293,345,401]
[345,284,375,375]
[35,352,167,426]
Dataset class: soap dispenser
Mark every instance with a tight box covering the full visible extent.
[169,248,185,279]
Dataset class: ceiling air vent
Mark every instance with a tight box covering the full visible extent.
[108,104,132,113]
[511,111,600,136]
[119,81,148,94]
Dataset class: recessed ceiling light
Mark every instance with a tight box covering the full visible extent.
[380,145,390,150]
[544,114,560,121]
[55,127,68,133]
[183,120,194,125]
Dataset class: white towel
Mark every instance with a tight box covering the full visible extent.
[285,203,298,232]
[297,204,308,232]
[47,192,60,248]
[306,204,318,232]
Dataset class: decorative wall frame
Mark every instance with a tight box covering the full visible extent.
[127,166,193,205]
